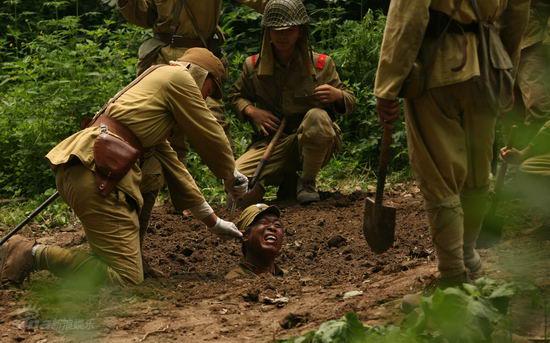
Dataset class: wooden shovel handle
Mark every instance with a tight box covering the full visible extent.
[249,117,287,189]
[375,126,393,206]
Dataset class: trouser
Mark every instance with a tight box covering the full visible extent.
[34,164,143,286]
[405,80,497,278]
[235,108,341,189]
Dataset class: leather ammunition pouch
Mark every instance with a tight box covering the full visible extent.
[92,115,143,196]
[425,9,478,38]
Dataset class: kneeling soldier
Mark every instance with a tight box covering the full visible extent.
[0,48,247,287]
[230,0,356,206]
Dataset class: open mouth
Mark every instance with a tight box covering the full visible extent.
[264,234,277,243]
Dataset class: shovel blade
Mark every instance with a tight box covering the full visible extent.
[363,197,396,254]
[477,214,504,249]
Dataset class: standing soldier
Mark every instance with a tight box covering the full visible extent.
[117,0,268,265]
[374,0,530,289]
[231,0,356,206]
[0,49,247,287]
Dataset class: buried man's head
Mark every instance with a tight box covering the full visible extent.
[235,204,284,274]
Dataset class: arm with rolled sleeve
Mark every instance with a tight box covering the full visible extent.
[374,0,430,100]
[117,0,156,28]
[164,69,236,181]
[152,140,207,212]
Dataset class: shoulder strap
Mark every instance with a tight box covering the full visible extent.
[90,65,163,125]
[182,2,209,48]
[170,0,186,35]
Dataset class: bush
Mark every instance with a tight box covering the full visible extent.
[1,1,405,198]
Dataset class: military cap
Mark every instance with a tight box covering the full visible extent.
[236,203,281,232]
[178,48,225,99]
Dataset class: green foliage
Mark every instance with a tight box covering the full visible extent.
[0,188,73,231]
[0,1,404,199]
[0,8,146,196]
[279,278,529,343]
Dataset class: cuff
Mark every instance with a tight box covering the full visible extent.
[234,99,253,119]
[188,201,214,221]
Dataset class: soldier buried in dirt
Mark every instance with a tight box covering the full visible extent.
[225,204,285,280]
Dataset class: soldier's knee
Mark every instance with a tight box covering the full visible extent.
[301,108,335,139]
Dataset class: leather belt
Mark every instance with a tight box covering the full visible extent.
[426,9,479,38]
[154,33,206,48]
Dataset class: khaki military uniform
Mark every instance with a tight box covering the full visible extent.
[375,0,530,279]
[224,262,284,280]
[516,1,550,123]
[118,0,267,73]
[40,64,235,286]
[118,0,267,230]
[231,50,355,190]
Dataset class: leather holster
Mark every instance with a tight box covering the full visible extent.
[92,115,143,196]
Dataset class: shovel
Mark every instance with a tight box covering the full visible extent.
[363,125,396,254]
[477,125,517,248]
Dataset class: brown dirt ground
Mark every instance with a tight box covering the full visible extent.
[0,182,548,342]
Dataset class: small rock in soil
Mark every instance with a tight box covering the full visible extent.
[242,290,260,303]
[280,313,310,330]
[327,235,347,248]
[343,290,363,300]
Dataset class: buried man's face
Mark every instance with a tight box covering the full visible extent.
[244,213,284,258]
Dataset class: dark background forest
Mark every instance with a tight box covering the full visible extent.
[0,0,404,199]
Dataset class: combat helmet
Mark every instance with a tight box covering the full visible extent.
[261,0,309,29]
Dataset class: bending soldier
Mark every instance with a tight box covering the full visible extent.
[0,48,247,287]
[117,0,269,254]
[374,0,529,289]
[231,0,356,206]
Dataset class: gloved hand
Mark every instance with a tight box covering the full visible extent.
[224,169,249,199]
[208,217,243,240]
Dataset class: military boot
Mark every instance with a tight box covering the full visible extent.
[296,178,320,204]
[0,235,35,287]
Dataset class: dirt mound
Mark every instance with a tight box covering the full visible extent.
[1,184,440,342]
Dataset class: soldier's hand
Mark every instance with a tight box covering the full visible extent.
[208,217,243,240]
[244,105,280,136]
[500,147,525,165]
[224,169,249,199]
[376,97,400,129]
[314,84,343,104]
